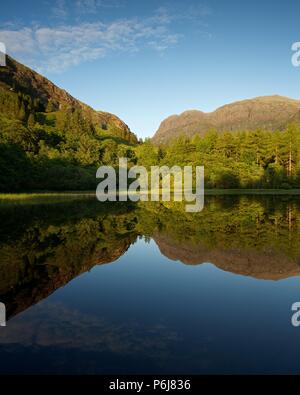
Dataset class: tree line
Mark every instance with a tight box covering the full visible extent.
[136,125,300,189]
[0,88,136,192]
[1,84,300,192]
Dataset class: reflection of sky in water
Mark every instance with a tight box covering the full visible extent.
[1,239,300,374]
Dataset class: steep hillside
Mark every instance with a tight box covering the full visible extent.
[0,55,138,191]
[0,55,137,144]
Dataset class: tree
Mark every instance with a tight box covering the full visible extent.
[27,113,36,128]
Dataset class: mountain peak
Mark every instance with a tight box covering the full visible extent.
[152,95,300,144]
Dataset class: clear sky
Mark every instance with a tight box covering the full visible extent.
[0,0,300,138]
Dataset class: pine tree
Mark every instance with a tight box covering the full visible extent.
[18,102,26,122]
[27,113,35,128]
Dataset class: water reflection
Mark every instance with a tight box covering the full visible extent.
[0,200,139,320]
[1,196,300,320]
[1,196,300,373]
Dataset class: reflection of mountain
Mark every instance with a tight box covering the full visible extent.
[138,197,300,280]
[1,238,135,321]
[2,196,300,322]
[0,200,139,320]
[154,233,300,281]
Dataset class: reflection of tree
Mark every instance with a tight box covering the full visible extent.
[137,196,300,257]
[138,197,300,280]
[2,195,300,320]
[0,200,139,319]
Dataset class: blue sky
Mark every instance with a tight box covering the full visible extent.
[0,0,300,138]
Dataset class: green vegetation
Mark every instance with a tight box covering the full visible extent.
[2,57,300,192]
[2,87,300,192]
[3,106,300,191]
[0,88,137,192]
[204,189,300,195]
[0,199,138,318]
[138,125,300,189]
[1,195,300,319]
[0,55,138,192]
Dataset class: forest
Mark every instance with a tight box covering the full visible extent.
[1,85,300,191]
[137,125,300,190]
[0,87,136,192]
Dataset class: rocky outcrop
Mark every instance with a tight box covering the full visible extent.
[153,95,300,144]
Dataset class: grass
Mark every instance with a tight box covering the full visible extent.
[1,189,300,201]
[0,192,95,200]
[204,189,300,195]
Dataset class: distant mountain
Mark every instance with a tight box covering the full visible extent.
[0,55,137,144]
[152,95,300,145]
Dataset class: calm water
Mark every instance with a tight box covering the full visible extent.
[1,195,300,374]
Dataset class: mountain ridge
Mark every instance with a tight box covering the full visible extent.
[153,95,300,144]
[0,54,137,144]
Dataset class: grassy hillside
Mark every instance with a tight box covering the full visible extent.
[0,56,138,192]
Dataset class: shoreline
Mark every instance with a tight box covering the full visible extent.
[1,189,300,200]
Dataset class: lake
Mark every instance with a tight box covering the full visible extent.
[0,195,300,374]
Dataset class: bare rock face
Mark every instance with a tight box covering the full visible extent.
[153,95,300,144]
